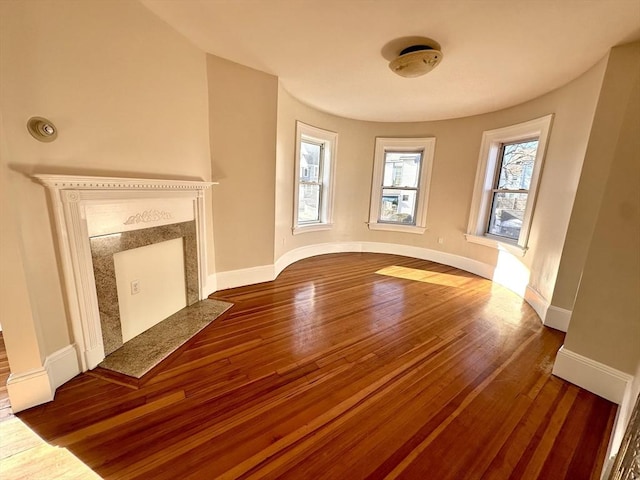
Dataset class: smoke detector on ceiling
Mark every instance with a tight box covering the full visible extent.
[389,45,443,78]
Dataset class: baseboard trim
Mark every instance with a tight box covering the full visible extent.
[6,366,53,413]
[552,346,632,404]
[544,305,572,332]
[276,242,547,319]
[602,371,640,479]
[524,286,549,323]
[274,242,363,277]
[6,345,81,413]
[216,264,275,291]
[523,287,572,332]
[359,242,496,281]
[217,241,556,326]
[274,241,496,286]
[205,273,218,297]
[44,344,81,391]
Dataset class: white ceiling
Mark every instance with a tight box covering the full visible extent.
[141,0,640,122]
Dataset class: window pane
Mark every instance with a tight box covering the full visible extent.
[488,192,528,240]
[298,184,320,223]
[497,140,538,190]
[379,188,417,224]
[300,141,322,183]
[383,152,421,188]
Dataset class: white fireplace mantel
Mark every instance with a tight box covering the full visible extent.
[34,175,216,371]
[35,175,216,191]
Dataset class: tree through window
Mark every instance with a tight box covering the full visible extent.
[466,114,553,252]
[487,140,539,240]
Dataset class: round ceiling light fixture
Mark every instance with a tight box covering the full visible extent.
[389,44,443,78]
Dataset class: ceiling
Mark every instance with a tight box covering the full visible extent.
[141,0,640,122]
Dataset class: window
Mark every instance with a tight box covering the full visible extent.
[368,137,436,234]
[466,115,553,254]
[293,122,337,233]
[486,139,538,240]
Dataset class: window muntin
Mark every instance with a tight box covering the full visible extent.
[368,137,435,234]
[293,122,337,233]
[486,139,539,240]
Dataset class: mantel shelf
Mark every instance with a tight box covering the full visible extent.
[34,174,217,191]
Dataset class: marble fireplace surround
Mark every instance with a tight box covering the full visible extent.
[35,175,215,371]
[90,221,198,356]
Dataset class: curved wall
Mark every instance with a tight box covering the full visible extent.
[274,58,607,315]
[1,0,634,421]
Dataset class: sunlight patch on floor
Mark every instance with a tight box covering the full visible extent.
[375,265,468,287]
[0,417,102,479]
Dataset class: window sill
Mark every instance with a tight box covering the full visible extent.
[464,234,528,257]
[368,222,426,234]
[292,223,333,235]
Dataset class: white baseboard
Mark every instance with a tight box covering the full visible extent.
[543,305,572,332]
[274,242,363,277]
[602,368,640,479]
[44,344,81,391]
[216,241,555,328]
[359,241,496,280]
[6,367,53,413]
[205,273,218,297]
[6,345,81,413]
[274,241,495,285]
[216,264,275,291]
[524,286,549,323]
[552,346,633,404]
[275,241,539,318]
[524,286,572,332]
[85,344,106,370]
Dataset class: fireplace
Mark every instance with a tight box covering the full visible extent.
[35,175,215,371]
[90,221,198,355]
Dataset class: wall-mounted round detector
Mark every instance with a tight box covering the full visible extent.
[27,116,58,142]
[389,45,443,78]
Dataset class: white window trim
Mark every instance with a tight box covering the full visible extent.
[293,121,338,234]
[368,137,436,234]
[466,114,553,254]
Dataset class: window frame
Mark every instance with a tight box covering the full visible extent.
[466,114,553,255]
[293,121,338,234]
[368,137,436,234]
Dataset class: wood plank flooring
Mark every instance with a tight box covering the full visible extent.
[0,417,102,479]
[14,253,616,479]
[0,332,12,420]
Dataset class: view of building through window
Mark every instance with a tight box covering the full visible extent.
[298,140,323,223]
[379,151,422,224]
[487,139,538,240]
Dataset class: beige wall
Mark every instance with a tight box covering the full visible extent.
[3,0,636,414]
[553,43,640,310]
[563,43,640,374]
[207,55,278,272]
[275,58,606,304]
[0,0,211,366]
[0,115,46,373]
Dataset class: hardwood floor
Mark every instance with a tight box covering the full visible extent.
[14,253,615,479]
[0,332,12,420]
